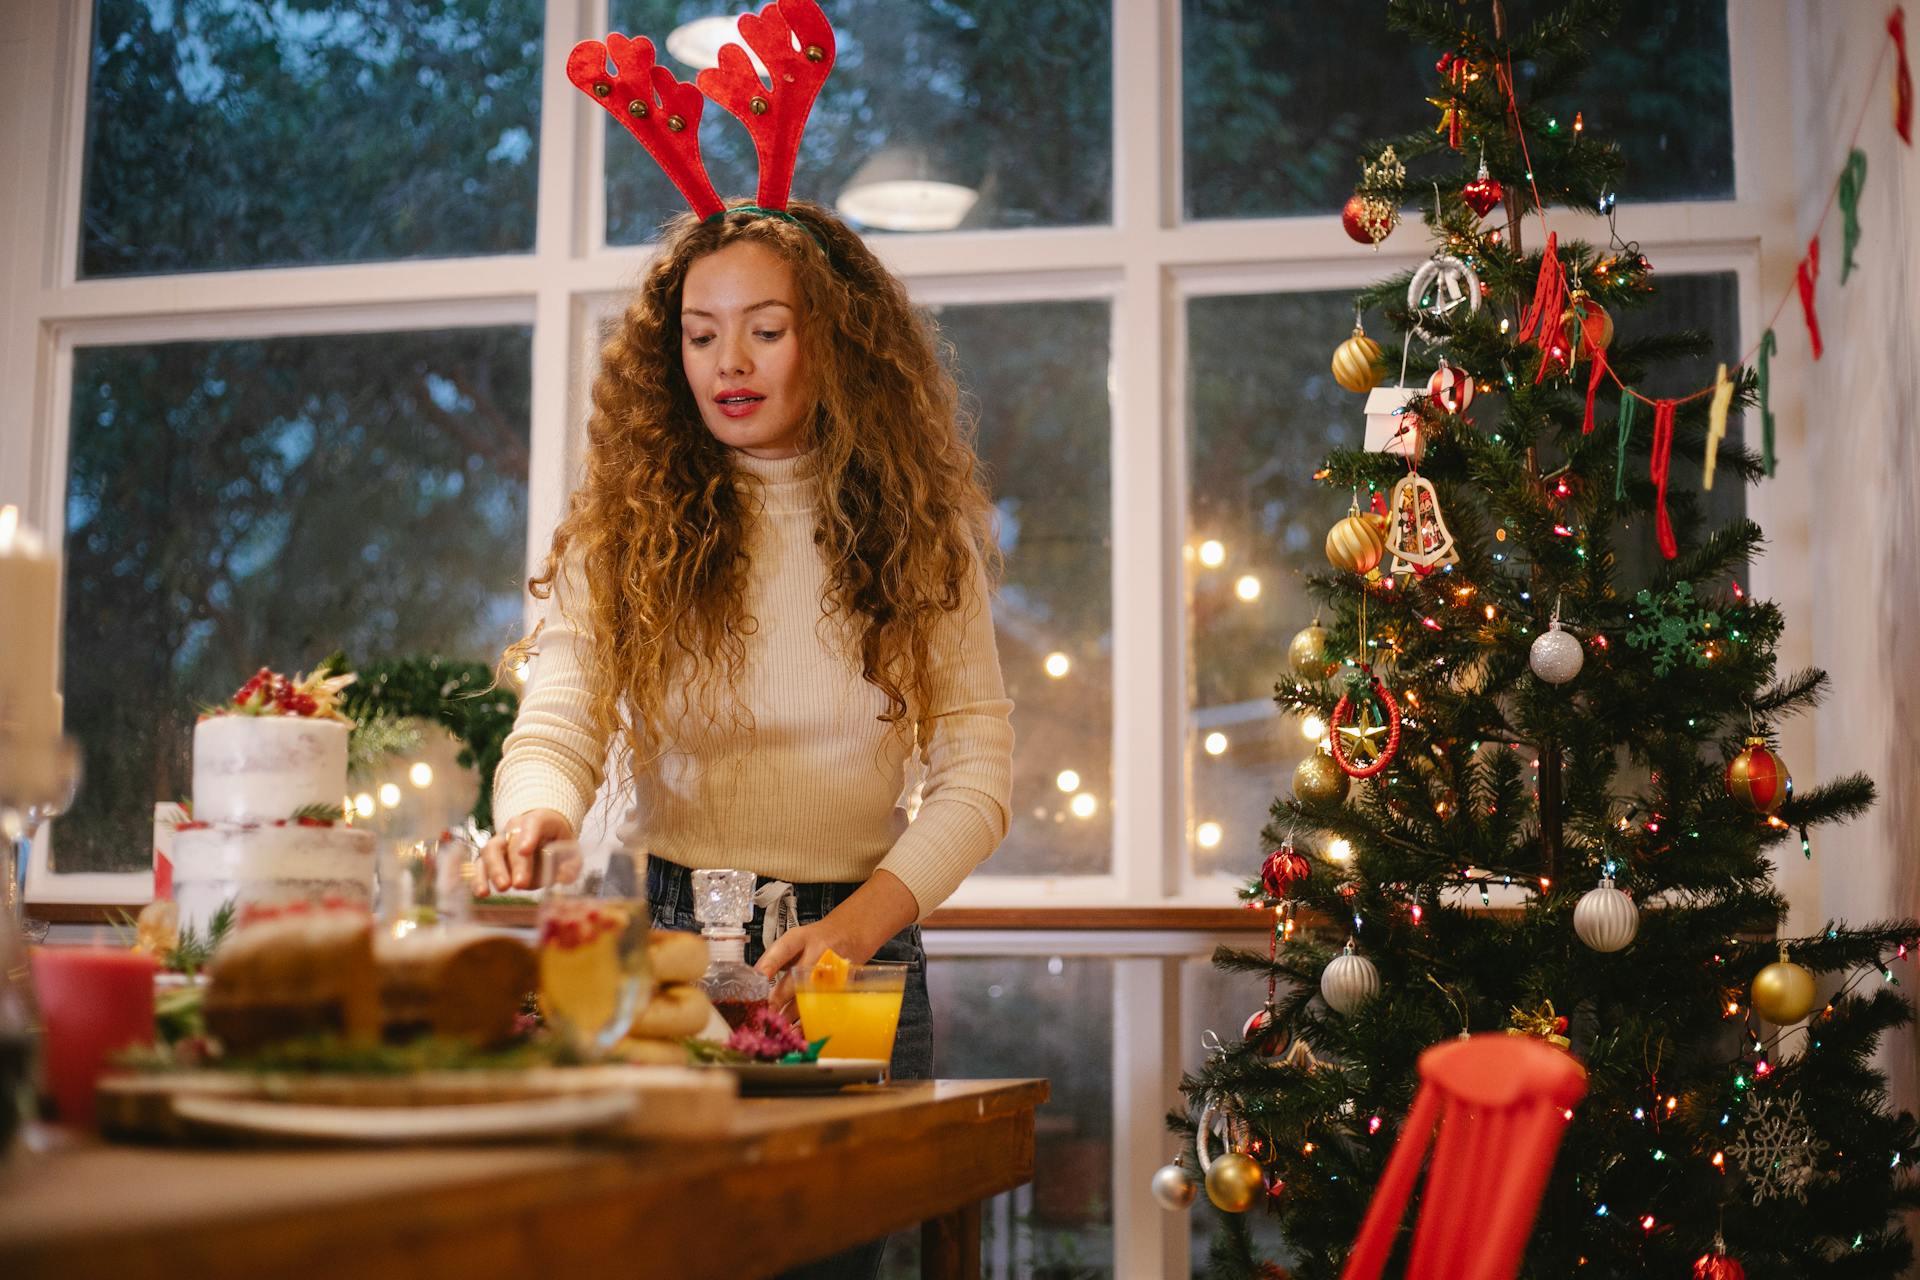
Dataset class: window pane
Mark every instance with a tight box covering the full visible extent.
[940,300,1112,877]
[1186,291,1353,878]
[1185,274,1742,880]
[1611,270,1744,583]
[881,954,1115,1277]
[1182,0,1732,219]
[1182,955,1295,1270]
[81,1,542,278]
[606,1,1112,244]
[54,328,532,872]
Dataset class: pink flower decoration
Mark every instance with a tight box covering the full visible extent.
[724,1005,808,1061]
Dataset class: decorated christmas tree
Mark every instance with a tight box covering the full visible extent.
[1164,2,1920,1276]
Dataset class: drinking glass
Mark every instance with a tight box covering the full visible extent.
[792,962,908,1068]
[382,833,477,936]
[1,903,36,1155]
[536,844,652,1058]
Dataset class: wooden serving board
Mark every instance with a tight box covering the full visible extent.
[96,1064,736,1145]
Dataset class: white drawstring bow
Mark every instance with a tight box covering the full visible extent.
[753,879,799,956]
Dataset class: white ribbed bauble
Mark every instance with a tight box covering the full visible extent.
[1529,621,1585,685]
[1320,944,1381,1014]
[1573,876,1639,952]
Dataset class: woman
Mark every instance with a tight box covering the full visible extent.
[481,198,1014,1087]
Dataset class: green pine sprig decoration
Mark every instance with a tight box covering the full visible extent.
[320,651,519,830]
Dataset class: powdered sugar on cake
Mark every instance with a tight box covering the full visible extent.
[192,715,349,824]
[172,666,375,931]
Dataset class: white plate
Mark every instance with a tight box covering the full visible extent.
[169,1088,638,1144]
[714,1058,888,1094]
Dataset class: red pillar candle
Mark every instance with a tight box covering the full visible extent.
[29,946,155,1125]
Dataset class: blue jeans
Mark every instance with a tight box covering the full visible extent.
[645,856,934,1280]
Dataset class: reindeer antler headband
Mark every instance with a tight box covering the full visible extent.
[567,0,835,238]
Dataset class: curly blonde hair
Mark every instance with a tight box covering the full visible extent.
[525,199,997,772]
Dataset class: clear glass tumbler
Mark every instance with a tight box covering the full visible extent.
[535,844,652,1058]
[792,962,908,1068]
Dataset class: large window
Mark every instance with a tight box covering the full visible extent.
[943,300,1115,877]
[1182,0,1734,219]
[55,329,531,872]
[81,0,544,277]
[1183,274,1744,881]
[12,3,1773,1274]
[606,0,1112,244]
[1184,291,1357,878]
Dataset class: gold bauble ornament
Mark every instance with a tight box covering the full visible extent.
[1331,324,1385,394]
[1326,510,1387,575]
[1751,945,1817,1024]
[1294,750,1350,809]
[1288,621,1331,679]
[1204,1150,1265,1213]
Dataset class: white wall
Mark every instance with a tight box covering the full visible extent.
[1792,0,1920,1113]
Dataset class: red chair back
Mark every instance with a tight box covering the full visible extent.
[1339,1033,1588,1280]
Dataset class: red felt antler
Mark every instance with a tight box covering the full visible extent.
[697,0,837,210]
[568,33,724,220]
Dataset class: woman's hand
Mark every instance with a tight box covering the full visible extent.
[757,919,866,1014]
[475,808,576,894]
[755,870,919,1008]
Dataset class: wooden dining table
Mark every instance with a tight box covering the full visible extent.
[0,1077,1048,1280]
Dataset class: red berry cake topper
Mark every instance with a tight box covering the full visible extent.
[216,666,356,723]
[568,0,837,220]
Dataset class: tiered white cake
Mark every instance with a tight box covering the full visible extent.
[172,696,376,932]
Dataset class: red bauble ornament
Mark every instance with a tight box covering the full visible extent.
[1462,173,1504,217]
[1261,845,1311,900]
[1426,358,1475,413]
[1328,671,1402,779]
[1692,1247,1746,1280]
[1342,193,1397,246]
[1242,1004,1292,1059]
[1726,735,1792,815]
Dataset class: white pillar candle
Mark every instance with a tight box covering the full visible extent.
[0,505,61,742]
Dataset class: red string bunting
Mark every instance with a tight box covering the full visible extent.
[1796,237,1823,360]
[1649,398,1679,560]
[1894,6,1914,145]
[1583,345,1609,435]
[1516,233,1567,350]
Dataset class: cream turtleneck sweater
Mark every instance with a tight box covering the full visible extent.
[492,450,1015,917]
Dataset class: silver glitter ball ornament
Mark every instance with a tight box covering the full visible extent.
[1529,621,1585,684]
[1151,1158,1199,1210]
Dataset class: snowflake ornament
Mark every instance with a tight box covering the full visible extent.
[1726,1090,1830,1205]
[1624,581,1723,676]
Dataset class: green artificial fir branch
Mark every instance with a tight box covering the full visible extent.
[325,652,519,830]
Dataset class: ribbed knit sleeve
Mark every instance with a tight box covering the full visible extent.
[875,557,1015,917]
[492,559,610,836]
